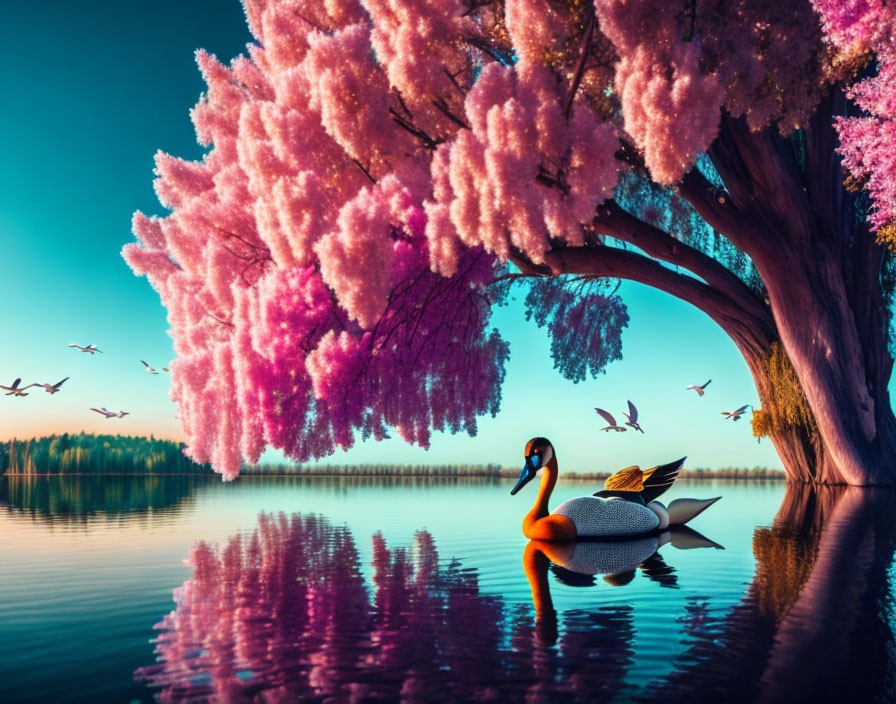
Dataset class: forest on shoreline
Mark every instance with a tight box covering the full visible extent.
[0,434,213,476]
[1,434,785,480]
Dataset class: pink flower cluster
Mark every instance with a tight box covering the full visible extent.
[425,61,619,272]
[815,0,896,232]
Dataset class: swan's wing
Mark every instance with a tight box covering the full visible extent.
[627,400,638,423]
[53,377,69,389]
[595,408,617,426]
[604,465,642,491]
[90,408,109,416]
[141,360,150,368]
[701,379,712,389]
[640,457,686,504]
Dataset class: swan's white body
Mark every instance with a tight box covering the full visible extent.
[551,496,719,538]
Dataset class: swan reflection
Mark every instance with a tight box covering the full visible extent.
[524,527,724,646]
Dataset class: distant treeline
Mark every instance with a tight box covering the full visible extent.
[246,463,786,480]
[244,463,505,477]
[679,467,786,480]
[0,433,214,475]
[0,436,785,479]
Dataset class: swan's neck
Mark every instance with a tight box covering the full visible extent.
[528,458,559,521]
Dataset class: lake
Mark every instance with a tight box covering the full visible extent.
[2,475,895,703]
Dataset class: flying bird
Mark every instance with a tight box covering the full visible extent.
[36,377,69,394]
[90,407,117,418]
[1,378,37,396]
[69,343,102,354]
[722,404,752,421]
[113,409,130,418]
[687,380,712,396]
[595,407,627,432]
[622,400,644,433]
[140,360,159,374]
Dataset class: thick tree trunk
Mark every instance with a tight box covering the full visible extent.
[730,281,896,485]
[759,255,896,484]
[703,99,896,485]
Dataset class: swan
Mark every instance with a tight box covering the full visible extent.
[511,437,721,541]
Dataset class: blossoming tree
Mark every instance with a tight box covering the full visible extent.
[125,0,896,484]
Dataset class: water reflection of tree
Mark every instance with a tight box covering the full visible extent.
[0,475,201,526]
[138,513,643,702]
[651,485,896,703]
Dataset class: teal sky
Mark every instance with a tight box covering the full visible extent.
[0,0,786,472]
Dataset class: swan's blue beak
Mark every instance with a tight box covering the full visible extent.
[510,456,540,495]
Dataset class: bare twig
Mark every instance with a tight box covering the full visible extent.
[564,11,596,119]
[352,159,377,184]
[206,312,235,328]
[432,96,471,130]
[389,108,442,150]
[463,36,512,65]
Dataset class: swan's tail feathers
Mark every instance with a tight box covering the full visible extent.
[667,497,721,526]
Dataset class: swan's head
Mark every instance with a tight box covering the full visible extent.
[511,437,554,495]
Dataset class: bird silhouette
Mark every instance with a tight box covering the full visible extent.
[69,343,102,354]
[622,400,644,433]
[595,408,627,432]
[687,380,712,396]
[36,377,69,394]
[722,404,752,421]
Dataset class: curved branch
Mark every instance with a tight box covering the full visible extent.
[677,169,758,252]
[535,244,776,357]
[593,201,771,324]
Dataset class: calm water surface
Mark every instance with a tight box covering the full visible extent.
[2,475,895,703]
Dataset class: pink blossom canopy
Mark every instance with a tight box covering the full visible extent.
[125,0,881,478]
